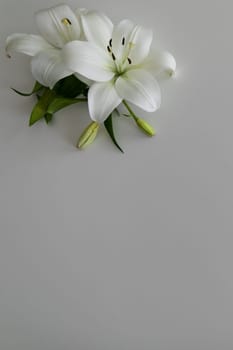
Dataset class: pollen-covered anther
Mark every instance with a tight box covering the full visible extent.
[122,37,125,45]
[112,52,116,61]
[109,38,112,47]
[107,46,111,53]
[61,18,72,25]
[127,57,132,64]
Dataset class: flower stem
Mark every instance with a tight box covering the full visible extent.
[122,100,138,121]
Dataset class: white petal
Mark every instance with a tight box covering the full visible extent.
[111,19,135,62]
[74,73,92,86]
[74,8,88,40]
[115,69,161,112]
[78,10,113,48]
[127,26,153,65]
[31,49,73,89]
[5,33,53,57]
[35,4,81,48]
[88,81,122,122]
[142,48,176,77]
[62,41,115,82]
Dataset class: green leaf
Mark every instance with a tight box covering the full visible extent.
[47,97,86,115]
[54,75,87,98]
[44,113,53,124]
[11,81,43,96]
[29,88,56,126]
[104,113,124,153]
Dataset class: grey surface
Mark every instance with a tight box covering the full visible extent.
[0,0,233,349]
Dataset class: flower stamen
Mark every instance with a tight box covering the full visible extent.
[109,38,112,47]
[122,37,125,45]
[61,18,72,25]
[127,57,132,64]
[107,45,111,53]
[112,52,116,61]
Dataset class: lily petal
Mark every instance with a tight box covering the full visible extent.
[127,25,153,65]
[35,4,81,48]
[74,8,88,40]
[111,19,135,62]
[115,69,161,112]
[5,33,53,57]
[62,41,115,82]
[143,48,176,77]
[78,10,113,48]
[31,49,73,88]
[74,73,92,86]
[88,81,122,122]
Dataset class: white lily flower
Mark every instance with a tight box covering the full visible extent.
[62,12,176,122]
[5,4,83,88]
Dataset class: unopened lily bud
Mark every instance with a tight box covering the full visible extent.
[135,118,156,137]
[77,122,99,149]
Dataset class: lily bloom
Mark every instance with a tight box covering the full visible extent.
[62,12,176,122]
[5,4,82,88]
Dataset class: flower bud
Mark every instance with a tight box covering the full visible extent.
[77,122,99,149]
[135,118,156,137]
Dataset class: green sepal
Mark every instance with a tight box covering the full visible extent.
[29,88,56,126]
[54,75,87,98]
[47,97,86,115]
[11,81,43,97]
[104,113,124,153]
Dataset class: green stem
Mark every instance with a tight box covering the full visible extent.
[122,100,138,121]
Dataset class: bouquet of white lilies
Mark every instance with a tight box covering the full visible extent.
[6,4,176,152]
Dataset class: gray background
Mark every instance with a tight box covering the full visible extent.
[0,0,233,349]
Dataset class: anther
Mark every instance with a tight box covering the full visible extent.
[122,37,125,45]
[109,39,112,47]
[107,46,111,53]
[127,57,132,64]
[61,18,72,25]
[112,53,116,61]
